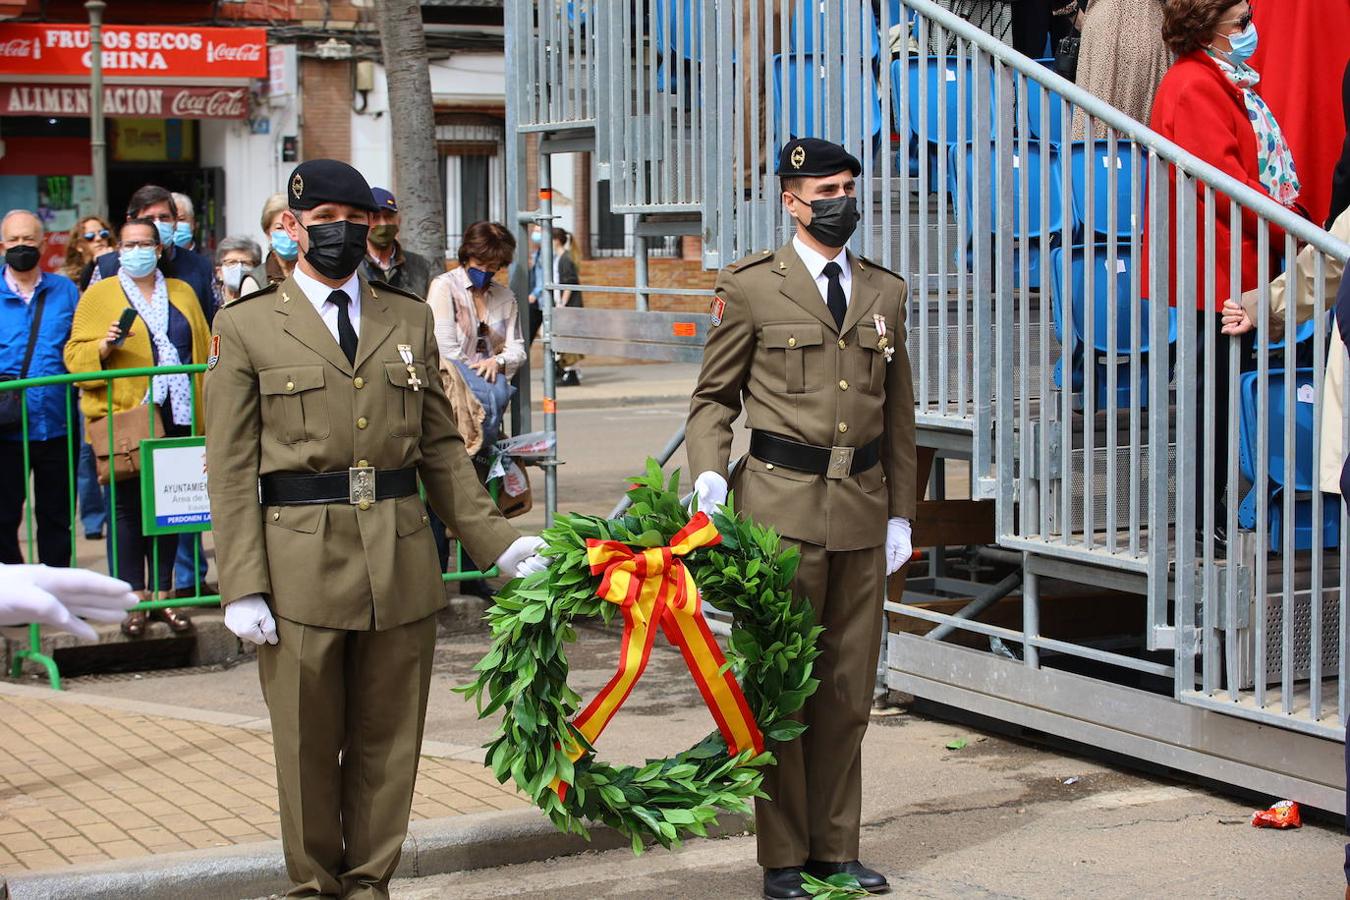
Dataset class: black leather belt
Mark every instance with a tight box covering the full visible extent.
[260,467,418,506]
[749,431,882,479]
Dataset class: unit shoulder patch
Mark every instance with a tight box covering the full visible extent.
[709,296,726,326]
[207,334,221,370]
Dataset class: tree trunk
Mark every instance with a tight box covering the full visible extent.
[373,0,444,270]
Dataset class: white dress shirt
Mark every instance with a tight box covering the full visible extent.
[292,265,360,340]
[791,235,852,307]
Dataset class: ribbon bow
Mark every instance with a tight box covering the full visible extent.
[552,512,764,797]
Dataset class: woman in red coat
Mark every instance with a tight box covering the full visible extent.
[1145,0,1301,545]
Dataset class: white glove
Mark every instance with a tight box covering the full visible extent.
[692,471,728,517]
[885,517,913,576]
[0,564,137,641]
[496,535,548,579]
[224,594,278,646]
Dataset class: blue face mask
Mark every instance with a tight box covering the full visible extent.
[119,246,158,279]
[172,222,193,248]
[271,229,299,261]
[466,266,495,291]
[1225,22,1258,65]
[530,231,542,244]
[154,220,175,247]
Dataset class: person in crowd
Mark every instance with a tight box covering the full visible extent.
[170,192,197,251]
[1012,0,1083,60]
[427,222,526,452]
[65,218,209,637]
[87,185,218,327]
[925,1,1014,53]
[551,227,584,386]
[252,192,299,287]
[1071,0,1171,138]
[1247,0,1350,227]
[216,236,263,305]
[1330,61,1350,230]
[526,222,545,345]
[362,187,436,298]
[1147,0,1297,545]
[0,211,79,567]
[62,216,112,285]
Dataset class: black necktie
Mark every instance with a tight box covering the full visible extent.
[823,261,847,330]
[328,290,358,365]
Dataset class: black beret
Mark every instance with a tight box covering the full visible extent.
[776,138,862,178]
[287,159,379,212]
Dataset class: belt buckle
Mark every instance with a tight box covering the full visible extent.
[349,466,376,505]
[826,446,854,480]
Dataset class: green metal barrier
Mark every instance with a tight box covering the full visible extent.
[1,364,500,689]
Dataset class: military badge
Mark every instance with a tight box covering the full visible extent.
[873,313,894,363]
[290,172,304,200]
[207,334,220,370]
[790,145,806,169]
[710,296,726,327]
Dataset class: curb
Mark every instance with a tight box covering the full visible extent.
[4,808,753,900]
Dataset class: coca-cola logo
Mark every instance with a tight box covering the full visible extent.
[169,89,246,118]
[206,42,262,64]
[0,39,34,58]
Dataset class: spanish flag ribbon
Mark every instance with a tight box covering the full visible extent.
[551,512,764,798]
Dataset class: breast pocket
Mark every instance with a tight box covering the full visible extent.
[259,366,329,443]
[854,325,886,395]
[761,322,825,394]
[385,361,427,438]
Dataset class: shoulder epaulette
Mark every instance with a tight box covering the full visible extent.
[369,279,425,303]
[725,249,776,274]
[858,255,904,281]
[229,282,279,305]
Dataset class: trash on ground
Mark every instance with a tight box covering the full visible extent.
[945,738,969,751]
[1251,800,1302,829]
[1063,776,1080,785]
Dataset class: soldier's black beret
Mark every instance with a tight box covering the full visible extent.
[287,159,379,212]
[776,138,862,178]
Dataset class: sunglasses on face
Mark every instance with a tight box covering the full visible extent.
[83,229,110,241]
[1219,4,1254,30]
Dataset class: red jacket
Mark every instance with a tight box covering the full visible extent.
[1143,50,1285,312]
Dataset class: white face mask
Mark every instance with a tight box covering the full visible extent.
[221,262,246,291]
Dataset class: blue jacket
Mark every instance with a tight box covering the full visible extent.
[94,245,217,326]
[0,268,78,442]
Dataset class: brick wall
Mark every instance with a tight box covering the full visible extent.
[300,59,353,162]
[569,255,716,314]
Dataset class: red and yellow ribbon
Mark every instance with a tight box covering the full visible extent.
[552,512,764,797]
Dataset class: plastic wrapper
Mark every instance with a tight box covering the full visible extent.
[1250,800,1301,829]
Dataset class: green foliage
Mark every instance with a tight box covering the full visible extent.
[801,872,870,899]
[456,461,821,851]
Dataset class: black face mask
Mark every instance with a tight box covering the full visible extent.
[4,245,39,273]
[301,220,370,280]
[791,194,860,249]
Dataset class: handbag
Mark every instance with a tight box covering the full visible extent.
[86,405,156,485]
[495,461,533,520]
[1055,33,1081,82]
[0,293,48,427]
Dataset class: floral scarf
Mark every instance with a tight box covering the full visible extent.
[1205,48,1301,208]
[117,267,193,426]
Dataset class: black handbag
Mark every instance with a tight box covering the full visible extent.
[1055,33,1081,82]
[0,292,47,427]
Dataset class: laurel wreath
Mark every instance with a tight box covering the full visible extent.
[458,462,822,852]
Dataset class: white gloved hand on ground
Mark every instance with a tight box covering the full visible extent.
[224,594,278,645]
[884,517,913,576]
[692,471,728,517]
[0,564,138,641]
[497,535,548,579]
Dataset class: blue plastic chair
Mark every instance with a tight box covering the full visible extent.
[951,139,1062,288]
[1237,368,1340,550]
[790,1,881,60]
[772,54,883,156]
[1016,72,1066,144]
[653,0,704,92]
[1068,141,1144,244]
[891,57,997,179]
[1049,245,1178,409]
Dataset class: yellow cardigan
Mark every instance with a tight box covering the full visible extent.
[65,275,210,433]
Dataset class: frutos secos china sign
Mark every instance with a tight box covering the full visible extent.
[0,24,267,80]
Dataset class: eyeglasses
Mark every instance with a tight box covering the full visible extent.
[475,321,491,358]
[82,229,110,241]
[119,240,157,250]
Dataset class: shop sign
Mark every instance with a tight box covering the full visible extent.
[0,85,249,119]
[0,24,267,80]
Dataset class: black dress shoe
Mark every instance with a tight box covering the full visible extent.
[805,860,890,893]
[763,866,808,899]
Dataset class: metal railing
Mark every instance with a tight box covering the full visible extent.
[2,365,499,689]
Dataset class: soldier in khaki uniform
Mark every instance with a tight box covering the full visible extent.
[687,139,917,899]
[205,159,545,899]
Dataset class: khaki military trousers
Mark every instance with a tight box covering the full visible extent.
[755,540,885,868]
[258,612,438,899]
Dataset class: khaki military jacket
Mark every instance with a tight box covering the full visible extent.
[687,242,917,551]
[204,274,518,631]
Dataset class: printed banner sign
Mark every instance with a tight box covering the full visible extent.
[0,24,267,80]
[0,84,249,119]
[141,437,211,535]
